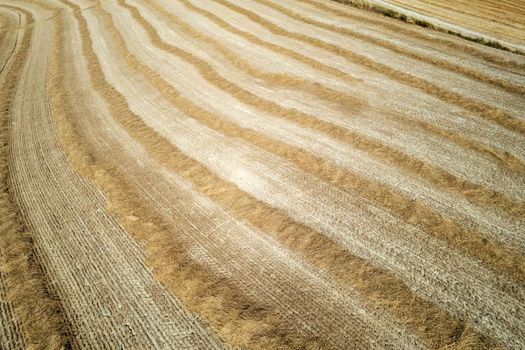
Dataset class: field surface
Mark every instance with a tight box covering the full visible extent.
[358,0,525,53]
[0,0,524,349]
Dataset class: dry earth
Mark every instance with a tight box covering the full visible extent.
[0,0,524,349]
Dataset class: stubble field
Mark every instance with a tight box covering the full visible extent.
[353,0,525,53]
[1,0,524,349]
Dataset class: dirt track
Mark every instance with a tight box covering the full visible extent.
[0,0,524,349]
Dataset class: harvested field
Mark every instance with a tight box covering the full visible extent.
[339,0,525,53]
[0,0,524,349]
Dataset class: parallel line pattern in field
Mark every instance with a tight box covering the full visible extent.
[367,0,525,49]
[1,0,524,349]
[332,0,525,54]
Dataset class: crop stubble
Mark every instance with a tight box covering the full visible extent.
[0,0,524,349]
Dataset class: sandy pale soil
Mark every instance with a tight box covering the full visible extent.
[0,0,524,349]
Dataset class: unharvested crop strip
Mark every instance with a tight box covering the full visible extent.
[118,0,525,232]
[0,5,74,349]
[62,2,505,348]
[104,0,525,285]
[259,0,525,96]
[145,0,525,176]
[211,0,525,136]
